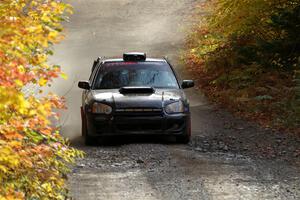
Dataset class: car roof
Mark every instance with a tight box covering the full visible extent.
[102,58,167,63]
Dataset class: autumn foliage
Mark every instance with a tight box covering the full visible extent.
[0,0,82,199]
[185,0,300,132]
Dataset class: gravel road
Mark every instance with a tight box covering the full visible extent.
[48,0,300,199]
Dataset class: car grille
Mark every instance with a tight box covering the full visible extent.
[114,108,163,132]
[115,108,163,117]
[116,122,162,132]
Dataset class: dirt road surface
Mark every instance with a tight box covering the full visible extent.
[48,0,300,199]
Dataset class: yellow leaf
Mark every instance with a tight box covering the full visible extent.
[60,72,68,80]
[18,65,25,73]
[48,31,58,40]
[39,78,47,86]
[14,80,23,87]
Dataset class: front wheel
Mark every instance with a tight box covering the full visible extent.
[176,134,191,144]
[177,117,191,144]
[81,107,87,137]
[85,134,97,146]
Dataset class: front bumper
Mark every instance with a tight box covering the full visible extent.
[85,111,190,136]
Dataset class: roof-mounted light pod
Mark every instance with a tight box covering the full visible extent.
[123,52,146,62]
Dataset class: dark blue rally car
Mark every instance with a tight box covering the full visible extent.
[78,52,194,145]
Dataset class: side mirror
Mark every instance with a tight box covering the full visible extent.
[78,81,90,90]
[181,80,194,89]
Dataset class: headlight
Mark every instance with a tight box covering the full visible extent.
[92,102,112,114]
[164,101,184,114]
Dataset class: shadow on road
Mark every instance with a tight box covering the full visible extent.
[71,135,179,148]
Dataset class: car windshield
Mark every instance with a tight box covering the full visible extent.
[93,61,179,89]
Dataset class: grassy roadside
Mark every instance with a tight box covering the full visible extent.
[183,0,300,134]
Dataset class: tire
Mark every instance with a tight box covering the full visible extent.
[81,119,87,137]
[83,120,98,146]
[176,133,191,144]
[83,121,98,146]
[81,108,97,146]
[177,117,191,144]
[85,134,97,146]
[81,107,86,137]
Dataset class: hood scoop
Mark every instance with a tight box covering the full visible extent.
[119,86,155,94]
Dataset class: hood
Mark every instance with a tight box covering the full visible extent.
[91,89,185,109]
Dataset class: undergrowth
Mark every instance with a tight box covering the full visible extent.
[184,0,300,133]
